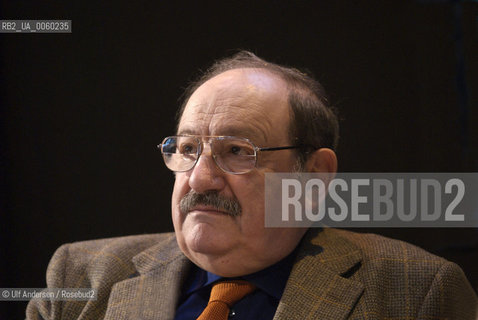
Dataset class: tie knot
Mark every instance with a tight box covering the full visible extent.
[209,280,256,306]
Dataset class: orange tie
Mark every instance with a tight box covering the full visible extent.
[196,280,256,320]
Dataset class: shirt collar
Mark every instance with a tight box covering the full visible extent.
[183,248,297,301]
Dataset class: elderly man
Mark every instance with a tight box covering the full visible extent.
[27,51,477,319]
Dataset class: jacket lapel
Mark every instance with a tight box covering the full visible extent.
[274,229,364,320]
[104,234,191,320]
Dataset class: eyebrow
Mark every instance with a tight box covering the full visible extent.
[177,126,267,145]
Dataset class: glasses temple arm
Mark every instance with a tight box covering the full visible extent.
[258,145,316,152]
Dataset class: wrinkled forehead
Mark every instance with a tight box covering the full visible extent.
[177,69,290,143]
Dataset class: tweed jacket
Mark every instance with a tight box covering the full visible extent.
[26,228,478,320]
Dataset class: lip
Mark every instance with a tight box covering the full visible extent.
[189,205,227,215]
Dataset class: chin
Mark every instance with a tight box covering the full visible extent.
[181,225,230,255]
[187,238,220,254]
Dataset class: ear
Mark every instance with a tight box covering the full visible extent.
[304,148,338,219]
[305,148,337,174]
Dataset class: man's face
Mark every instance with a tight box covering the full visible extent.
[171,68,307,277]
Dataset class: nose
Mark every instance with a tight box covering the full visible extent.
[188,142,226,193]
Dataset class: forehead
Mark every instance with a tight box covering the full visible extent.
[178,68,290,143]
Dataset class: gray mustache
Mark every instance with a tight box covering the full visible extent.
[179,191,242,217]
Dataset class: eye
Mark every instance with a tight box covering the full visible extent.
[179,142,197,154]
[230,145,242,155]
[228,143,254,156]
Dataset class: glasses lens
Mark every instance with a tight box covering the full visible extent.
[161,136,199,172]
[212,137,256,173]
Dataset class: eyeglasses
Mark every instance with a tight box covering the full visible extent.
[158,135,310,174]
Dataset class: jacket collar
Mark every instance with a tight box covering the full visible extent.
[273,228,364,320]
[131,233,187,275]
[104,234,192,320]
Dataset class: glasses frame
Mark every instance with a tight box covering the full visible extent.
[158,135,313,175]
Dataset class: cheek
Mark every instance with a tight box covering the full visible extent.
[234,177,266,233]
[172,173,189,198]
[171,174,190,222]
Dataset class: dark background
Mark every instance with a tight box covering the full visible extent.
[1,1,477,318]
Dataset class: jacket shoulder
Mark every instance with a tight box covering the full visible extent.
[46,233,175,287]
[26,233,177,320]
[330,228,446,263]
[324,229,477,318]
[62,233,174,257]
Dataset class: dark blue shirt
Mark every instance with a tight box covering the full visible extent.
[174,250,297,320]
